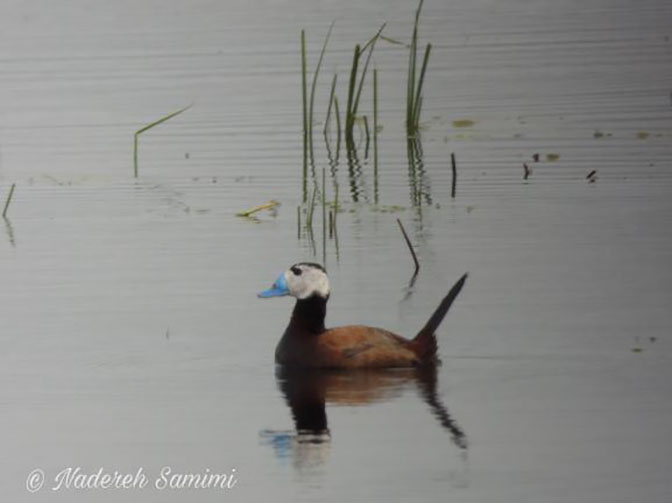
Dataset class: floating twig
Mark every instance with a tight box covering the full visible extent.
[236,200,280,217]
[523,163,531,180]
[2,183,16,218]
[396,218,420,276]
[586,170,597,181]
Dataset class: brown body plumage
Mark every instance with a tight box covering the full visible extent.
[272,271,468,369]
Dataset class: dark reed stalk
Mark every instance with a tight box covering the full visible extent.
[373,68,379,204]
[396,218,420,275]
[523,163,530,180]
[451,152,457,198]
[406,0,428,136]
[2,183,16,218]
[323,74,338,135]
[345,44,361,144]
[3,217,15,247]
[586,170,597,180]
[412,43,431,128]
[333,214,340,262]
[406,0,423,132]
[328,210,334,238]
[297,205,301,239]
[301,29,308,202]
[309,22,334,164]
[134,105,191,178]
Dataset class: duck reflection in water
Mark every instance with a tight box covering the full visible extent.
[260,364,467,468]
[258,263,468,468]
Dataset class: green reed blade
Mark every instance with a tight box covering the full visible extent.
[133,104,192,178]
[413,43,431,127]
[373,68,379,204]
[406,0,424,134]
[353,23,385,118]
[297,205,301,239]
[309,22,334,164]
[379,35,405,46]
[301,29,308,202]
[345,44,361,141]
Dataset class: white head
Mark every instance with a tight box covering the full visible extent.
[258,263,330,300]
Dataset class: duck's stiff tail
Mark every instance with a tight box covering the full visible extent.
[412,273,468,362]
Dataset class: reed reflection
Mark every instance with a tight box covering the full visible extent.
[406,137,433,207]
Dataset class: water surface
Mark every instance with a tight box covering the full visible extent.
[0,0,671,501]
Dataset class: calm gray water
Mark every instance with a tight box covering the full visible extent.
[1,0,671,501]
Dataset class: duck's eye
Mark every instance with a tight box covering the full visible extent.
[290,266,302,276]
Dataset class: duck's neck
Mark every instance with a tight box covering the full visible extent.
[288,295,328,335]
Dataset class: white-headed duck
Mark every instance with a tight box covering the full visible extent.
[258,263,468,368]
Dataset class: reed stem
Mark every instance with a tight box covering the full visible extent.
[412,43,431,128]
[345,44,361,144]
[373,68,379,204]
[451,152,457,198]
[134,104,191,178]
[297,205,301,239]
[308,22,334,165]
[301,29,308,202]
[2,183,16,218]
[397,218,420,275]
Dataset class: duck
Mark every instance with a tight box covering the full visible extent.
[258,263,468,368]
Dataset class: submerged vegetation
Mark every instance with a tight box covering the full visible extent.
[406,0,431,136]
[297,0,435,255]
